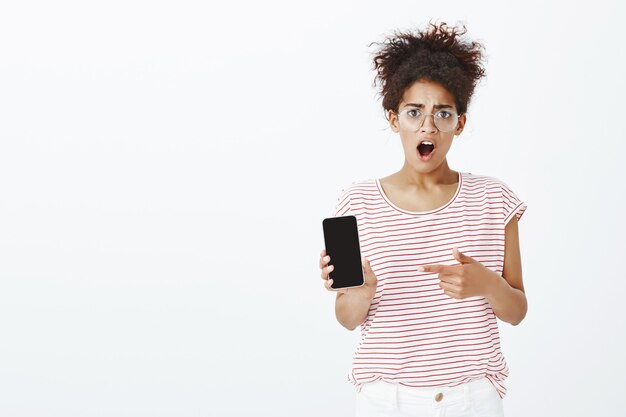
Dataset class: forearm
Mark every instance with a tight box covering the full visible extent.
[335,291,373,331]
[485,274,528,326]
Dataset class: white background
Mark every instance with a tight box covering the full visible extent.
[1,1,625,416]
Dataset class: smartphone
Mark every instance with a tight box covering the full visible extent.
[322,215,364,289]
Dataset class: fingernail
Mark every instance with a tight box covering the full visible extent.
[324,256,330,262]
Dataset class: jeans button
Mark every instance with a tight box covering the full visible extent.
[435,392,443,402]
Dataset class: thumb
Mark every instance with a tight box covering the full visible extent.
[362,257,371,272]
[362,257,377,283]
[453,246,474,264]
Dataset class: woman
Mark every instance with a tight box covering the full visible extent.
[319,21,528,417]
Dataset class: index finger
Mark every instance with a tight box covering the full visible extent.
[418,264,448,274]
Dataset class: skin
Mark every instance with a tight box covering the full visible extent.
[319,79,528,329]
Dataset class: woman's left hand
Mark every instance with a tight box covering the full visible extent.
[418,247,500,299]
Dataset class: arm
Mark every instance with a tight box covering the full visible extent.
[417,214,528,326]
[485,216,528,326]
[322,255,377,331]
[335,289,374,331]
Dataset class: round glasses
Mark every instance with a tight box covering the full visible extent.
[393,108,461,133]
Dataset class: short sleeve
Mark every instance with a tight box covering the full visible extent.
[501,181,527,226]
[331,186,353,218]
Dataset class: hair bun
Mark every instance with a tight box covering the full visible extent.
[368,19,487,117]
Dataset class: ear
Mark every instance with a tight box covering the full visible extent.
[388,110,399,133]
[454,113,467,136]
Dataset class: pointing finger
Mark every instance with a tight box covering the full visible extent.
[418,264,462,276]
[418,264,443,273]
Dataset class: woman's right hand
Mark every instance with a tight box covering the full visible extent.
[319,249,377,299]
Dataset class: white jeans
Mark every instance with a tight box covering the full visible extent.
[355,377,505,417]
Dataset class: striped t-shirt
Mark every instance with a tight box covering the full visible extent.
[330,171,527,399]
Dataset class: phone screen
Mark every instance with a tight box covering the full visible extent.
[322,215,364,289]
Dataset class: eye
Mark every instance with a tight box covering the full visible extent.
[436,111,452,119]
[407,109,421,118]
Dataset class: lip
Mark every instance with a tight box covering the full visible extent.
[418,137,436,147]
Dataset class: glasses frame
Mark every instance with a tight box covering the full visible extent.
[392,108,463,133]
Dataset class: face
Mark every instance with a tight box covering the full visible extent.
[388,79,467,174]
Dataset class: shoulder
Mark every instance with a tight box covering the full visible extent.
[332,179,376,217]
[462,172,526,216]
[336,178,377,197]
[462,171,507,192]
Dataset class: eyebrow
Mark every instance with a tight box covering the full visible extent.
[403,103,455,110]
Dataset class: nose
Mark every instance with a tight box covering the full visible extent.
[420,114,437,133]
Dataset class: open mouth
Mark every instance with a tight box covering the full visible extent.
[417,140,435,160]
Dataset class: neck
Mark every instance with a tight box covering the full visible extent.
[398,159,457,190]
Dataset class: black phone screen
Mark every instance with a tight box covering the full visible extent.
[322,215,364,289]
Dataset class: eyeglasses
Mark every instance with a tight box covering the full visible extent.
[392,108,461,133]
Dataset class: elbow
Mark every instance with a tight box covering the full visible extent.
[510,294,528,326]
[339,319,358,331]
[336,316,360,331]
[510,309,528,326]
[335,308,363,331]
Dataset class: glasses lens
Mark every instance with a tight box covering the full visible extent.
[434,111,458,132]
[399,110,422,131]
[399,110,458,132]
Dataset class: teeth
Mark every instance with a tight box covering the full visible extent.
[420,141,433,146]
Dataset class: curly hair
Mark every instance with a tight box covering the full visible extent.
[369,20,487,119]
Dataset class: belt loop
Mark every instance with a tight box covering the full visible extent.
[463,381,471,411]
[391,382,398,409]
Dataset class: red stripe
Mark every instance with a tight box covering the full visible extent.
[357,343,501,357]
[356,346,500,362]
[367,316,492,335]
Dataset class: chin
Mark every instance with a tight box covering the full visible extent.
[412,153,445,167]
